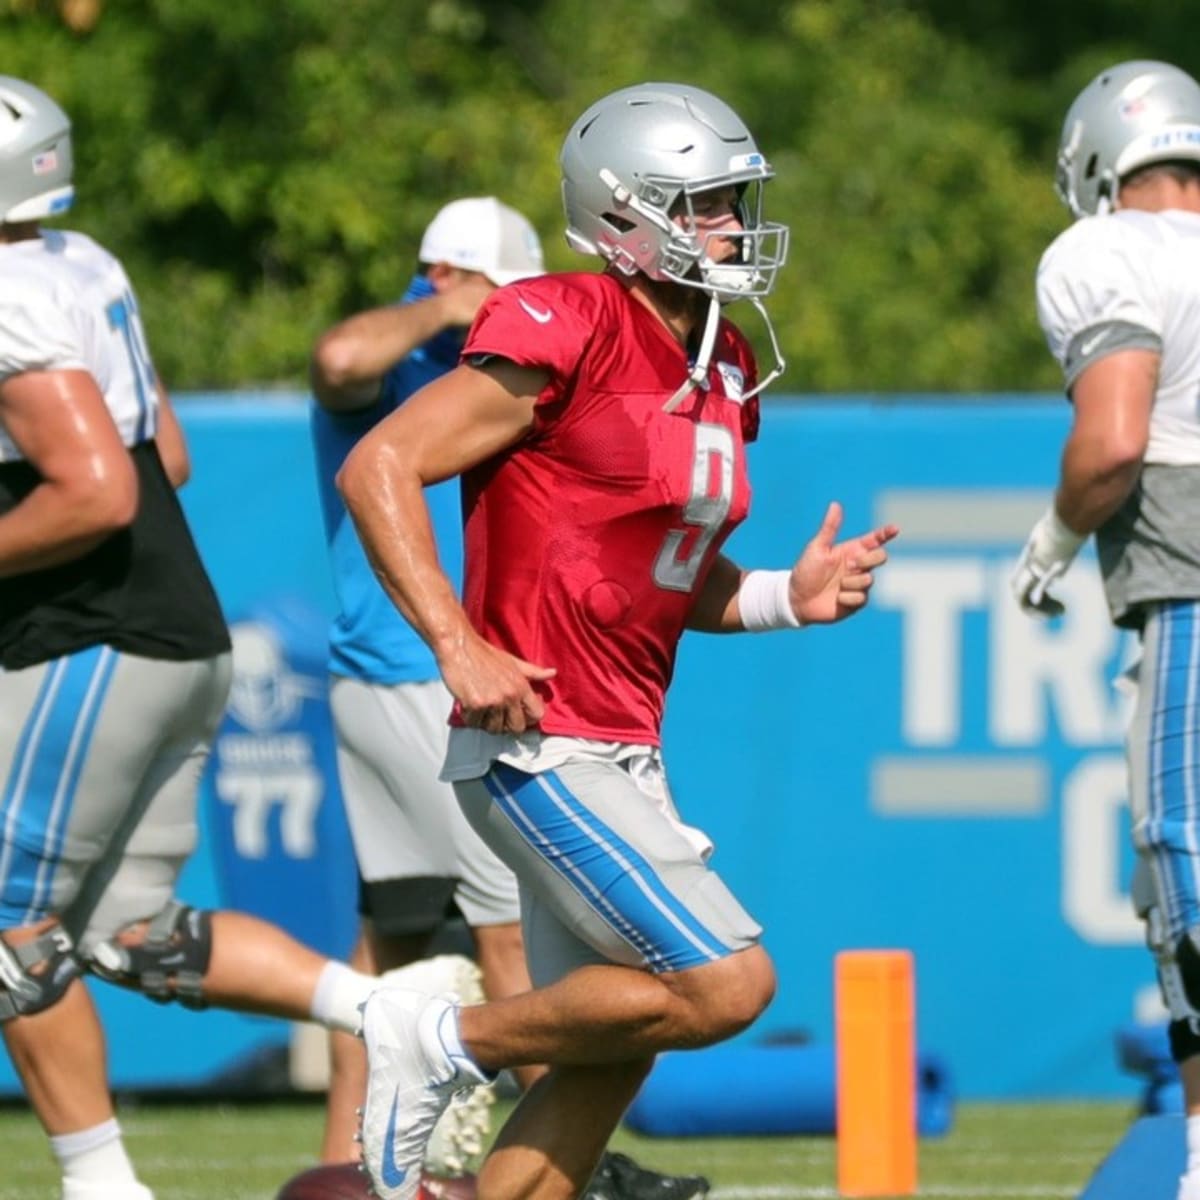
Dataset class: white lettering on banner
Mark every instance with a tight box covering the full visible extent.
[1061,755,1141,943]
[873,511,1138,949]
[990,566,1127,745]
[215,761,323,859]
[877,559,1125,748]
[219,732,311,766]
[874,560,987,746]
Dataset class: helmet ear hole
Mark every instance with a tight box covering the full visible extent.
[602,212,637,234]
[1084,153,1099,181]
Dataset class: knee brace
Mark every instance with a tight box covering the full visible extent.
[0,926,80,1021]
[1145,919,1200,1063]
[84,901,213,1010]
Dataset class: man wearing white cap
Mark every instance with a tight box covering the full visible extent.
[309,197,709,1200]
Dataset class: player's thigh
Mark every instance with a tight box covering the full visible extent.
[455,758,761,984]
[59,653,232,952]
[454,818,520,929]
[0,648,221,931]
[1129,601,1200,938]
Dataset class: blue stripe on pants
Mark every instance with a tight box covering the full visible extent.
[0,647,116,925]
[485,761,729,972]
[1145,603,1200,940]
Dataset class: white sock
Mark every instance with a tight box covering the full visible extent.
[311,960,376,1034]
[1188,1112,1200,1173]
[50,1119,137,1185]
[432,1002,491,1083]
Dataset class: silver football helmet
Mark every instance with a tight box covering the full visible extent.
[560,82,788,304]
[1056,60,1200,218]
[0,76,74,224]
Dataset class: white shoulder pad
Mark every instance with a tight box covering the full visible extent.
[1035,213,1162,371]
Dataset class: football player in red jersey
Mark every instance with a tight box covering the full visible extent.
[339,82,899,1200]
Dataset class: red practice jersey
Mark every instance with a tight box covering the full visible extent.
[458,271,760,745]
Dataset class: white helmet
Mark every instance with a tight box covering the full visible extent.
[0,76,73,224]
[560,82,788,303]
[1056,60,1200,218]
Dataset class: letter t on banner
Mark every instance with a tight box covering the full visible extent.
[835,949,918,1196]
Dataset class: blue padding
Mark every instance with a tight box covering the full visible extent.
[1116,1022,1174,1079]
[1078,1115,1184,1199]
[1114,1022,1185,1114]
[622,1043,953,1137]
[1146,1079,1185,1116]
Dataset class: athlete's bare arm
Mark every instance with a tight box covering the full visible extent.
[0,368,138,577]
[311,270,494,412]
[338,357,556,735]
[1055,348,1156,534]
[153,380,191,488]
[687,502,898,633]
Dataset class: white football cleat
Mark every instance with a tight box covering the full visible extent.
[360,986,485,1200]
[425,1080,497,1177]
[376,955,483,1006]
[415,958,496,1177]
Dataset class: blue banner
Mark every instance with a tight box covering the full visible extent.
[0,394,1154,1100]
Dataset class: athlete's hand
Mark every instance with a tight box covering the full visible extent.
[439,630,556,735]
[788,501,899,625]
[1011,506,1085,619]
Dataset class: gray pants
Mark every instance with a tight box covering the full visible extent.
[330,675,519,927]
[0,645,231,953]
[454,753,761,987]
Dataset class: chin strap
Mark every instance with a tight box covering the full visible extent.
[663,295,721,413]
[739,297,786,403]
[662,295,786,413]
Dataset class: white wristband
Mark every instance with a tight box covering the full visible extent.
[738,569,802,632]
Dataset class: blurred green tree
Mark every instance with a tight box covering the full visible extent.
[0,0,1188,392]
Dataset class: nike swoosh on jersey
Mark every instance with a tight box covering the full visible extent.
[1079,329,1110,357]
[518,298,553,324]
[381,1091,408,1188]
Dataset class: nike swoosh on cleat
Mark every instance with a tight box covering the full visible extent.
[381,1091,408,1189]
[518,298,553,324]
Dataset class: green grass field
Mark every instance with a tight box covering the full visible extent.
[0,1097,1137,1200]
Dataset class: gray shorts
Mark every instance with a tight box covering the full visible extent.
[0,646,231,954]
[329,675,519,929]
[454,753,761,986]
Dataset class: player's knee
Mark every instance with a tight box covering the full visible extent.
[0,924,81,1021]
[683,947,776,1045]
[714,951,775,1038]
[81,901,213,1010]
[1142,914,1200,1063]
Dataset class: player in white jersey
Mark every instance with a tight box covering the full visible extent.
[0,76,444,1200]
[1013,60,1200,1200]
